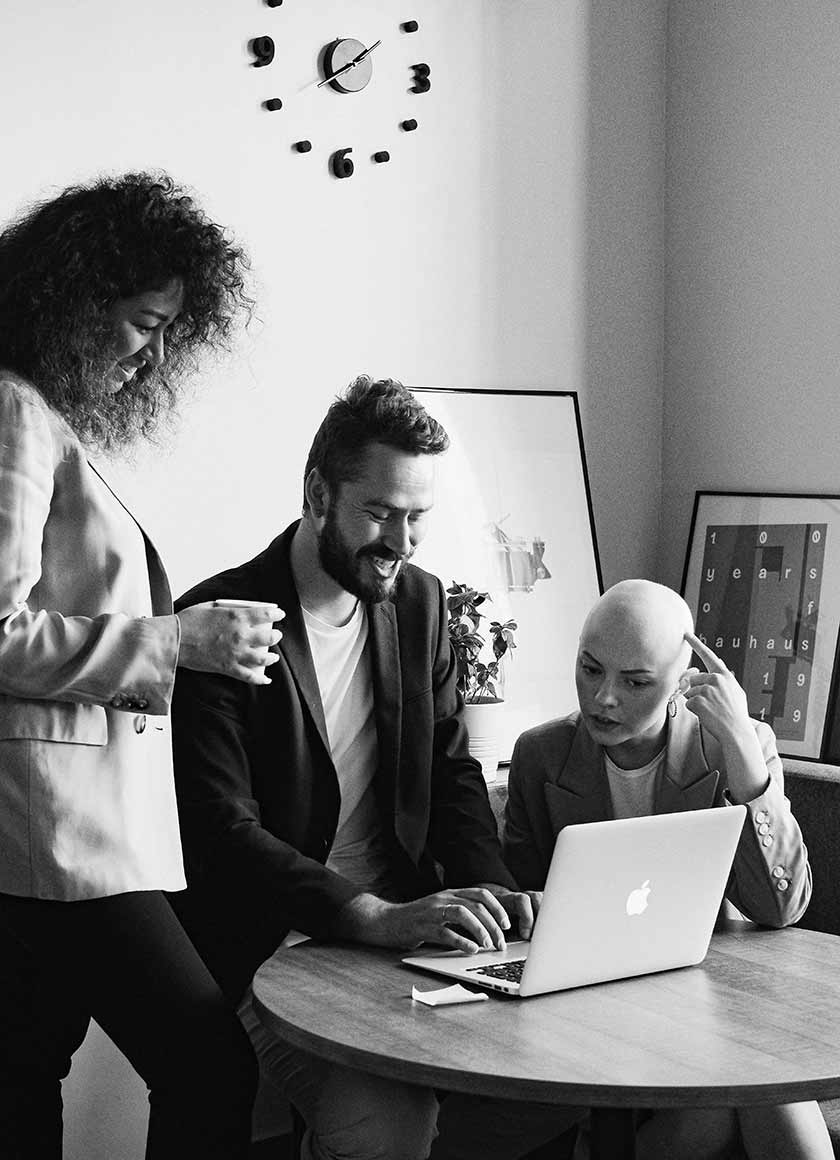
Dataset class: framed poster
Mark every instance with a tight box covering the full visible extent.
[680,491,840,760]
[411,388,603,761]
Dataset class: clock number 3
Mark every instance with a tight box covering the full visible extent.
[331,148,355,180]
[250,36,275,67]
[410,62,431,94]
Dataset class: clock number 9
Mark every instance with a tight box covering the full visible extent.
[331,148,354,180]
[250,36,275,67]
[410,62,431,93]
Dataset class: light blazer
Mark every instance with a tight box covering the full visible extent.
[170,521,517,1000]
[503,708,811,928]
[0,374,183,900]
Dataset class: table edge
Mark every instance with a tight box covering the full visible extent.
[250,980,840,1108]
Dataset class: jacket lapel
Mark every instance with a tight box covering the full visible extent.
[143,535,172,613]
[368,599,403,823]
[87,460,172,613]
[656,707,720,813]
[542,710,720,835]
[272,544,332,760]
[544,719,612,834]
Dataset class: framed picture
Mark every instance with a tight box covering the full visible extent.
[411,388,603,762]
[681,491,840,760]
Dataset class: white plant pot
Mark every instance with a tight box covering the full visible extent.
[463,700,505,783]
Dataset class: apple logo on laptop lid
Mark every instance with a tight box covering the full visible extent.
[626,879,651,916]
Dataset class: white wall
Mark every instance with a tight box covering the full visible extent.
[581,0,667,584]
[662,0,840,587]
[0,1,667,1155]
[493,2,667,587]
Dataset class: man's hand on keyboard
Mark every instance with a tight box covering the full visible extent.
[333,887,517,953]
[476,885,542,940]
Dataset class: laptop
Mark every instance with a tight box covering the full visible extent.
[403,805,747,997]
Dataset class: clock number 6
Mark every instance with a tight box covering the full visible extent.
[331,148,354,180]
[250,36,275,67]
[410,62,431,93]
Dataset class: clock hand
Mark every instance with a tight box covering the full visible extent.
[317,39,382,88]
[351,38,381,64]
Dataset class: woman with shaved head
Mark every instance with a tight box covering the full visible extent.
[504,580,829,1159]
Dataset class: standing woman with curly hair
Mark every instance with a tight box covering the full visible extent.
[0,172,282,1159]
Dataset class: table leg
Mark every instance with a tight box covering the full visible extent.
[590,1108,636,1160]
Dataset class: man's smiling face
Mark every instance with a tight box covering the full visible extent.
[315,441,436,603]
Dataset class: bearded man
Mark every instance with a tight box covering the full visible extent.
[170,377,580,1160]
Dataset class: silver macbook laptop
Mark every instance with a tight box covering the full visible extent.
[403,805,747,997]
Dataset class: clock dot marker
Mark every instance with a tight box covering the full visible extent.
[263,98,283,112]
[401,20,419,32]
[294,140,313,153]
[401,119,418,132]
[373,151,391,164]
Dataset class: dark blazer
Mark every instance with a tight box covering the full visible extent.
[503,709,811,929]
[171,521,516,999]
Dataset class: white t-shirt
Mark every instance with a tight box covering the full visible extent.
[302,602,392,895]
[604,747,666,820]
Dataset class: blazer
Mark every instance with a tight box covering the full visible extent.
[503,708,811,928]
[0,373,184,900]
[170,521,517,1000]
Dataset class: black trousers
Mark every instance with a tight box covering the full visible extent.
[0,889,257,1159]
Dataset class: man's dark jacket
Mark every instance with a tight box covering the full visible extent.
[170,521,516,1000]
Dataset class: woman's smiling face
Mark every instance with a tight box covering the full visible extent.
[105,281,183,392]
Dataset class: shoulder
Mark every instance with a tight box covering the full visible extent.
[395,562,443,605]
[0,373,51,425]
[511,712,581,771]
[175,524,297,611]
[0,372,78,468]
[0,372,79,451]
[389,563,445,634]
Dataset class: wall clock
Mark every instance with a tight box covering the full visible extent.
[247,5,432,180]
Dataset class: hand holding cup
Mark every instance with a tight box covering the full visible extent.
[176,598,284,685]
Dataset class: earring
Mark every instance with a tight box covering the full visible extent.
[667,694,677,719]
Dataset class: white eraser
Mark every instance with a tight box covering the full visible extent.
[410,984,488,1007]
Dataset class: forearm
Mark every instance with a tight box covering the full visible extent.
[727,785,812,927]
[0,608,179,712]
[331,892,392,943]
[719,726,772,804]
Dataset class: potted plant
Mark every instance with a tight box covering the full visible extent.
[446,581,517,780]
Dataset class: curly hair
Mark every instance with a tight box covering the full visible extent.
[302,376,450,510]
[0,172,252,448]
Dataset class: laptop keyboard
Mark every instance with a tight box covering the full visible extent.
[466,958,526,983]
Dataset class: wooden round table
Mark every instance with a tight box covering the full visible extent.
[252,924,840,1158]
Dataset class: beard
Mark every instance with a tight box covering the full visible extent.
[317,507,408,603]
